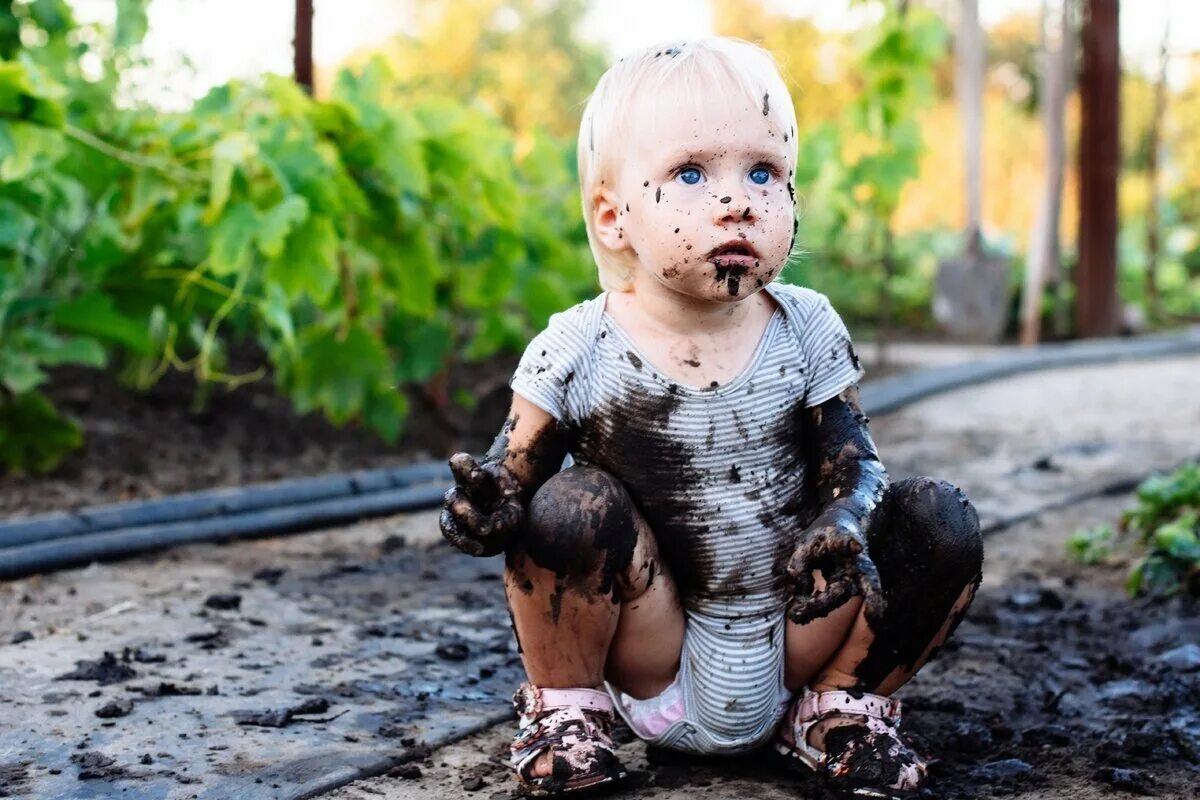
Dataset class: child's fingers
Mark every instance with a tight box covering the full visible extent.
[488,496,523,538]
[448,452,480,487]
[443,486,493,539]
[438,507,485,556]
[854,555,887,624]
[787,577,859,624]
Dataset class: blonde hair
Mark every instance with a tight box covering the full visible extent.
[577,37,799,293]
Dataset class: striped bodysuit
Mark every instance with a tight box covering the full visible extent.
[508,281,865,754]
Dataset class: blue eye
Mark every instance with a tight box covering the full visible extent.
[749,167,771,185]
[677,167,702,185]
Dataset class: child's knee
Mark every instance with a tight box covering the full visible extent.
[523,466,639,593]
[881,477,983,587]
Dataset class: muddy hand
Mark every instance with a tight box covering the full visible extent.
[439,452,523,557]
[786,518,885,625]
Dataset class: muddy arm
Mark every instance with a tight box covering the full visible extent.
[787,385,890,623]
[440,393,570,556]
[483,393,571,507]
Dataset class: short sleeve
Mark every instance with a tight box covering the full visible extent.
[508,306,593,424]
[800,294,866,407]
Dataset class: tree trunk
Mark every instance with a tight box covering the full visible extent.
[1021,0,1072,345]
[1076,0,1120,338]
[1145,23,1169,323]
[294,0,314,95]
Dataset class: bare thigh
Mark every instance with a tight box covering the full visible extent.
[605,507,686,700]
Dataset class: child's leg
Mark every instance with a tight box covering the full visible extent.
[504,465,685,781]
[505,464,684,693]
[785,476,983,740]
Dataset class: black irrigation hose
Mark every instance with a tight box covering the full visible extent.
[0,482,449,580]
[0,462,449,550]
[2,325,1198,581]
[860,325,1200,415]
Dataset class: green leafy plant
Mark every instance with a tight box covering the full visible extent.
[783,3,948,331]
[1068,463,1200,597]
[0,1,596,473]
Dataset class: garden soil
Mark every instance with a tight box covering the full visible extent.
[0,352,1197,799]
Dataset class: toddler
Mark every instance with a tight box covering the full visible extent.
[440,37,983,798]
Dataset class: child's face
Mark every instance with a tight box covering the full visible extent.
[606,90,795,302]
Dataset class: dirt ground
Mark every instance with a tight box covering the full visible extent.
[2,353,1198,799]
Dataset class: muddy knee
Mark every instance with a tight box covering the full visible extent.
[521,466,639,596]
[875,477,983,588]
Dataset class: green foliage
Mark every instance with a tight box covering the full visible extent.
[1066,524,1116,566]
[783,3,948,329]
[1068,464,1200,597]
[0,1,596,473]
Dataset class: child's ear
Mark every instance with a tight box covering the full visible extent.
[592,188,632,254]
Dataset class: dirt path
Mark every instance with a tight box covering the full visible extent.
[1,356,1197,799]
[323,356,1200,800]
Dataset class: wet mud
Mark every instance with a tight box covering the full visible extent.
[365,570,1200,800]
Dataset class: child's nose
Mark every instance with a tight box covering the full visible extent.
[714,192,756,224]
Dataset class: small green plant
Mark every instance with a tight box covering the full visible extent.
[1065,523,1116,565]
[1068,463,1200,597]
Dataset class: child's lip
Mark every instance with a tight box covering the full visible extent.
[706,240,760,260]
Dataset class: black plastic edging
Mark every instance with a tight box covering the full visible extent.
[0,462,450,550]
[860,325,1200,416]
[0,482,448,580]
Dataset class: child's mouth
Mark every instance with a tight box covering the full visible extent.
[706,241,759,267]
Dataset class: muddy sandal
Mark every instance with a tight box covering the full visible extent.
[510,683,628,797]
[775,687,929,798]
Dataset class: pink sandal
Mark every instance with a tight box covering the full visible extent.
[510,683,628,796]
[775,687,929,797]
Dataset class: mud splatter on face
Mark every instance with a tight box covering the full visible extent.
[714,263,749,295]
[762,92,770,116]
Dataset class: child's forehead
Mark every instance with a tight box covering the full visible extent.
[632,96,792,164]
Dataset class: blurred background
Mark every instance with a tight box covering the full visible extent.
[0,0,1196,489]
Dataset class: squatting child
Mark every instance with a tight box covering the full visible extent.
[440,37,984,798]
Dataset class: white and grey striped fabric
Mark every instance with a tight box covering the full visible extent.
[509,281,866,754]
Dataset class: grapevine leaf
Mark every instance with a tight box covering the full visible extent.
[267,214,338,303]
[53,292,153,354]
[0,391,82,475]
[208,202,260,276]
[256,195,309,259]
[0,352,45,393]
[363,387,408,444]
[205,132,257,223]
[291,324,390,425]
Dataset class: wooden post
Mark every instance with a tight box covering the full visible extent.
[294,0,314,95]
[1021,0,1072,345]
[1076,0,1120,338]
[1145,23,1170,323]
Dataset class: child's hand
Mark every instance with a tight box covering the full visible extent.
[786,515,886,625]
[439,452,524,557]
